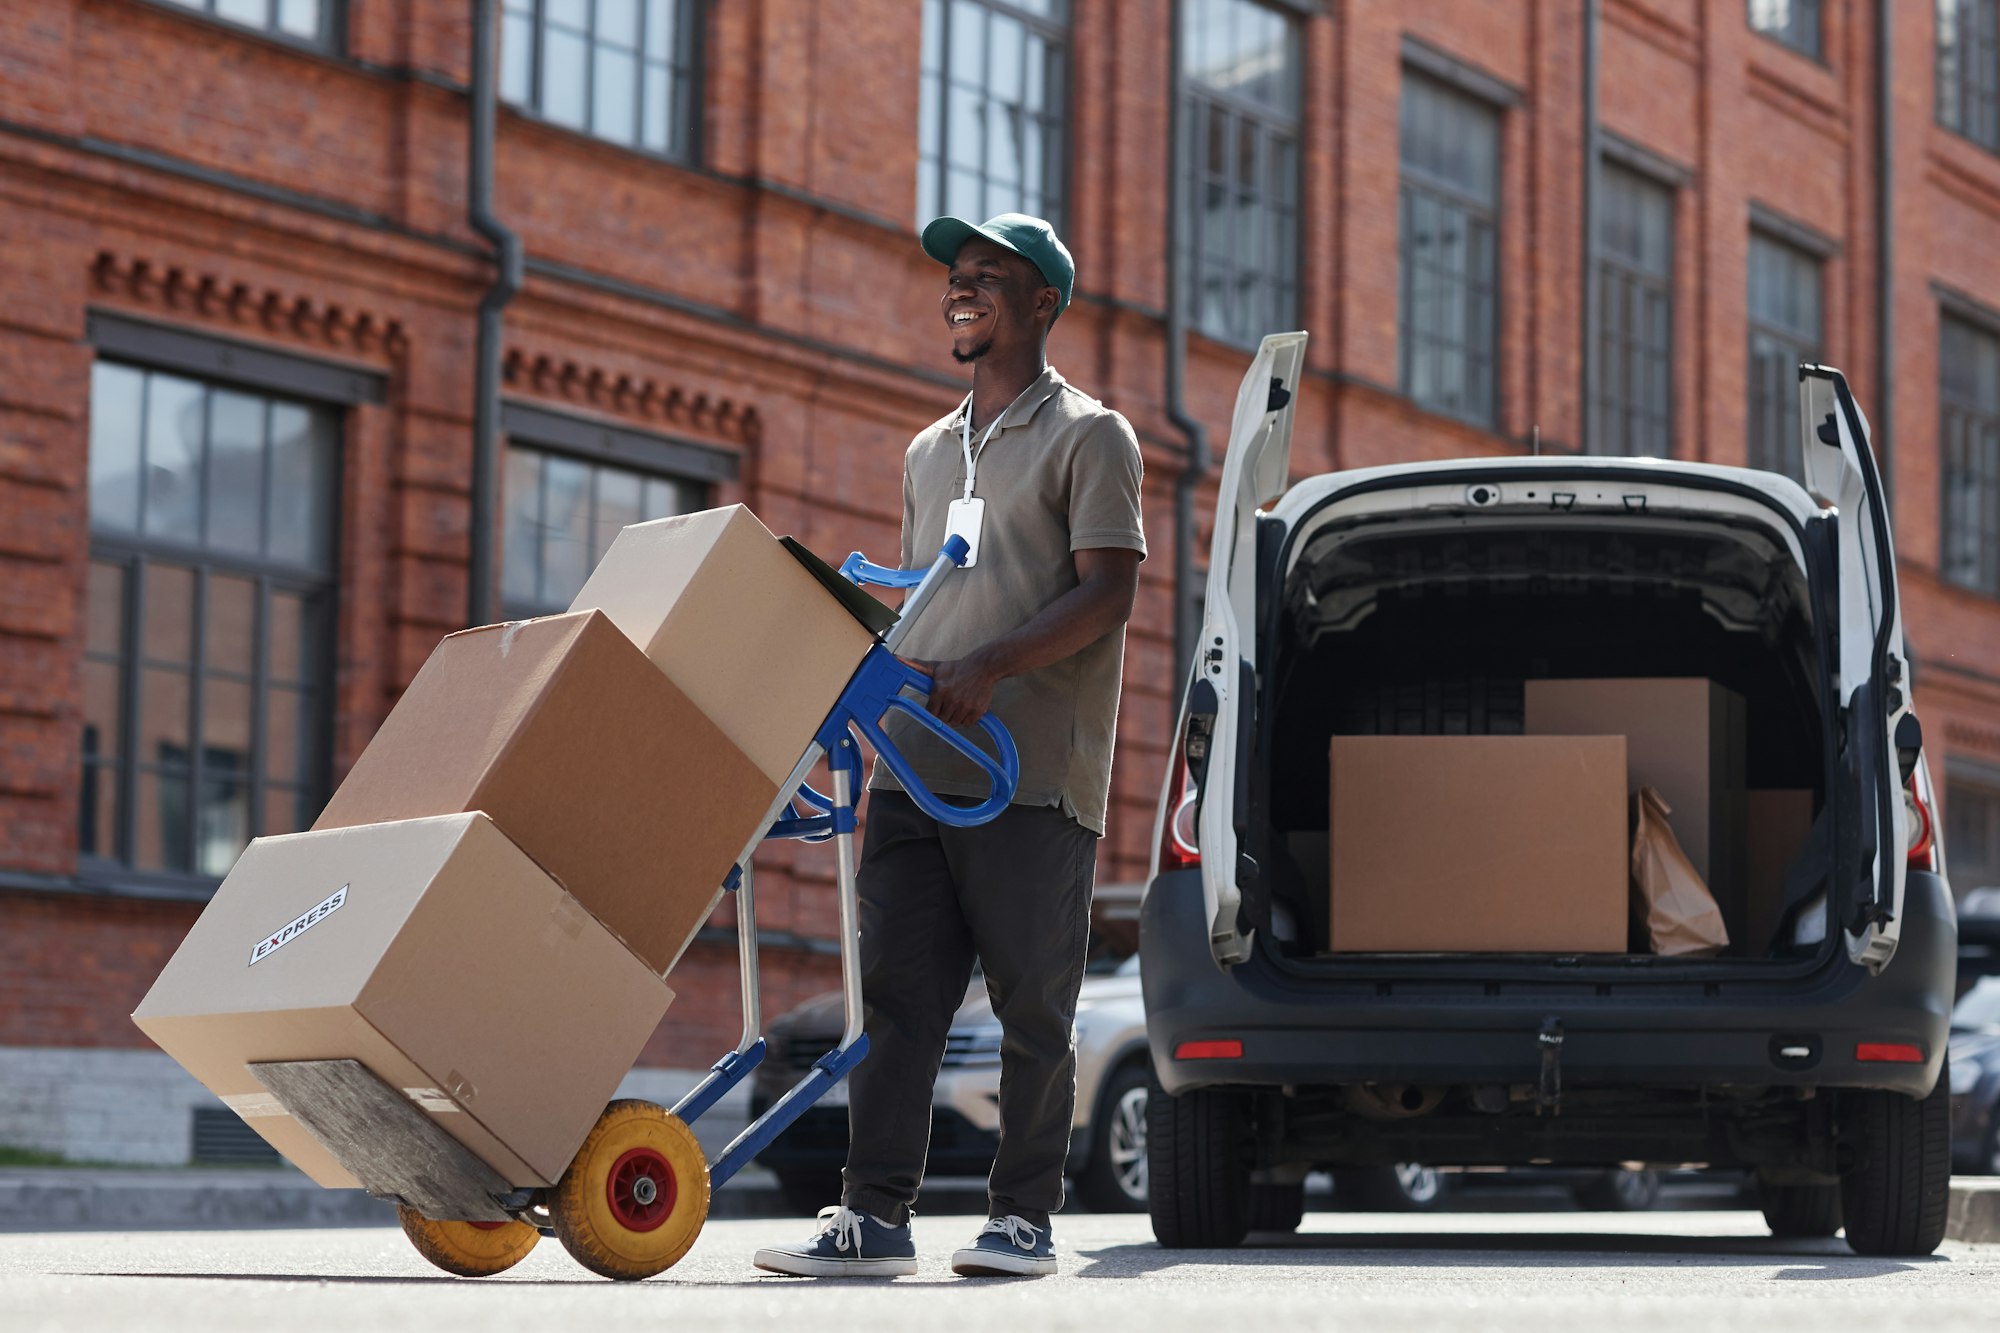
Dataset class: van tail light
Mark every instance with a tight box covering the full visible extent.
[1906,782,1937,872]
[1160,727,1201,870]
[1855,1042,1925,1064]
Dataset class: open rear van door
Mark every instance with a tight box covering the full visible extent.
[1798,365,1911,971]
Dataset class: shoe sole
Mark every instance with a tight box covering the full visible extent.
[752,1248,918,1278]
[949,1248,1057,1277]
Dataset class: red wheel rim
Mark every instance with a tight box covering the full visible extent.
[605,1146,675,1232]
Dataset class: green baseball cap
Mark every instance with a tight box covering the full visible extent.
[921,212,1074,321]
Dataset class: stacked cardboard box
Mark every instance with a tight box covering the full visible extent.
[136,506,882,1191]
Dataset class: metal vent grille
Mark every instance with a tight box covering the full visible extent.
[190,1106,281,1166]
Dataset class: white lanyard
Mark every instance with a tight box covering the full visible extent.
[959,403,1002,502]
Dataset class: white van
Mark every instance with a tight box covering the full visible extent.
[1140,334,1957,1256]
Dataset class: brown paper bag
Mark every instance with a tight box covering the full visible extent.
[1631,787,1730,956]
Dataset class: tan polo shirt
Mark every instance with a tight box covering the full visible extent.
[869,365,1146,835]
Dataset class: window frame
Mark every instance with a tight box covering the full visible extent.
[1946,763,2000,895]
[1396,65,1505,429]
[1939,302,2000,597]
[1938,0,2000,153]
[80,354,345,900]
[140,0,342,50]
[499,406,730,620]
[1591,159,1676,458]
[1178,0,1304,350]
[500,0,704,165]
[918,0,1073,231]
[1744,226,1826,480]
[1747,0,1824,60]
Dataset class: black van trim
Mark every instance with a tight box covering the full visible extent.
[1240,463,1851,991]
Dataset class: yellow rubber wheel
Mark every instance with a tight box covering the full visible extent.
[549,1099,709,1281]
[397,1205,541,1277]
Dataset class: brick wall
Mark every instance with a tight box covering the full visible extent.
[5,0,2000,1119]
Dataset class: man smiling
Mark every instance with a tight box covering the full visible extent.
[754,215,1145,1279]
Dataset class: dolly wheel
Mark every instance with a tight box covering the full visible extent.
[550,1099,710,1281]
[398,1206,540,1277]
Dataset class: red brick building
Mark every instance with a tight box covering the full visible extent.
[7,0,2000,1163]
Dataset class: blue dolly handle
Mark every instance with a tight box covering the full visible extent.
[676,536,1020,1188]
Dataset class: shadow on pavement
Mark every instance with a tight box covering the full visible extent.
[1072,1230,1939,1281]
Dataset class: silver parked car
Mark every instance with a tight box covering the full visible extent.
[750,955,1152,1212]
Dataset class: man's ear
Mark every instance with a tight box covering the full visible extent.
[1035,284,1060,325]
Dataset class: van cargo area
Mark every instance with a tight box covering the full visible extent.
[1252,508,1831,970]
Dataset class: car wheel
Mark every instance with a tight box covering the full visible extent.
[1146,1068,1251,1249]
[1334,1164,1452,1212]
[773,1170,844,1217]
[1573,1168,1663,1212]
[1246,1179,1306,1234]
[1758,1177,1843,1239]
[1838,1059,1952,1257]
[1076,1061,1151,1212]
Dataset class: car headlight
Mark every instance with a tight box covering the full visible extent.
[1951,1058,1984,1095]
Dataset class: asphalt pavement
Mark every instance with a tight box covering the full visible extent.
[6,1209,2000,1333]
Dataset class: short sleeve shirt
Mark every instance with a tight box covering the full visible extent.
[869,365,1146,834]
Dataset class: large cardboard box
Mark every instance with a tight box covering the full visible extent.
[313,610,774,974]
[1328,735,1628,953]
[1526,678,1747,944]
[1746,789,1816,955]
[133,813,674,1188]
[569,506,880,786]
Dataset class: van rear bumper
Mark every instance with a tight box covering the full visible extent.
[1139,869,1956,1102]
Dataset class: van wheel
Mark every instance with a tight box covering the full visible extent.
[1146,1069,1250,1249]
[1076,1062,1151,1212]
[1759,1178,1843,1238]
[1838,1061,1952,1257]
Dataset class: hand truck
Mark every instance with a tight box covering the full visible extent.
[343,536,1018,1280]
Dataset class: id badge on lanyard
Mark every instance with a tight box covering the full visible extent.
[952,408,1000,568]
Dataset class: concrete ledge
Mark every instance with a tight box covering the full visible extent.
[1949,1178,2000,1245]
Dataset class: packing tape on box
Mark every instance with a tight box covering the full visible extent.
[221,1092,287,1119]
[550,893,586,941]
[403,1086,461,1114]
[446,1069,476,1104]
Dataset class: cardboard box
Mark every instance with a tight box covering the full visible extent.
[1525,678,1747,944]
[313,610,775,974]
[569,506,880,786]
[1746,789,1816,955]
[1327,735,1629,953]
[133,813,675,1188]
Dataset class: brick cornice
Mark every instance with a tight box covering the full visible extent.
[89,250,409,361]
[500,346,762,446]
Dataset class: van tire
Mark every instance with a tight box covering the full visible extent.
[1838,1061,1952,1256]
[1760,1178,1843,1238]
[1146,1070,1250,1249]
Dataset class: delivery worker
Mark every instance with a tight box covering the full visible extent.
[753,214,1145,1279]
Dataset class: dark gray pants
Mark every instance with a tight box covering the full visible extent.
[841,790,1097,1229]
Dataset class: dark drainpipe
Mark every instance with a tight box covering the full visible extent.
[1876,0,1895,507]
[468,0,523,628]
[1580,0,1601,454]
[1166,3,1209,680]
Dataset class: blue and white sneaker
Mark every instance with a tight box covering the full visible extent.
[950,1215,1056,1276]
[753,1205,918,1277]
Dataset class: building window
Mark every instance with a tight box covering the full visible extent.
[1398,71,1501,427]
[1941,313,2000,594]
[1179,0,1300,346]
[500,0,698,160]
[157,0,333,44]
[1592,163,1674,458]
[1745,231,1822,480]
[502,444,702,617]
[82,362,340,882]
[1939,0,2000,151]
[1947,771,2000,895]
[918,0,1068,228]
[1748,0,1822,58]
